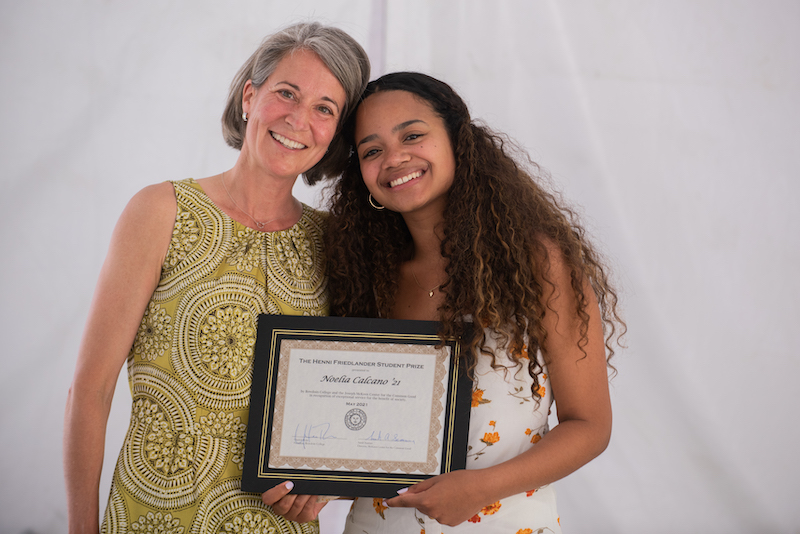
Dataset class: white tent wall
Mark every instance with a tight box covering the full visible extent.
[1,1,797,533]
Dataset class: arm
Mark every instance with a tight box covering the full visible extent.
[63,183,176,534]
[386,244,613,526]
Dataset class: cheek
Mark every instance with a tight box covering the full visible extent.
[314,120,338,144]
[359,161,379,188]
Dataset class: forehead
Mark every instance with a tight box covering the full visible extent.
[268,49,345,104]
[355,90,440,135]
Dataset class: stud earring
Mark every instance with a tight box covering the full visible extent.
[242,112,248,122]
[368,194,385,210]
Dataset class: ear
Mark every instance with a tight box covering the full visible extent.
[242,80,255,115]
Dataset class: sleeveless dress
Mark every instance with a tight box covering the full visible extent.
[102,178,327,534]
[343,330,562,534]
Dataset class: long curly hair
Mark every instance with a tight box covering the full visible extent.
[325,72,624,397]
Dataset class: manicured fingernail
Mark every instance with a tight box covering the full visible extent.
[382,500,390,507]
[285,481,294,490]
[396,487,408,494]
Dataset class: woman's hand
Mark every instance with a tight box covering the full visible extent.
[384,470,488,527]
[261,482,327,523]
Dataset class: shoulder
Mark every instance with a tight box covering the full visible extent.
[532,234,568,277]
[111,182,177,255]
[120,181,177,225]
[126,181,176,212]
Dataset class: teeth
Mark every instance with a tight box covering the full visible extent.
[271,132,306,150]
[389,170,422,188]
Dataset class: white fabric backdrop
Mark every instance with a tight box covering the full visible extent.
[1,1,798,533]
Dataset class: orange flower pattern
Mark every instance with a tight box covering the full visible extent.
[470,421,501,459]
[525,428,543,444]
[472,388,491,407]
[343,333,559,533]
[481,432,500,444]
[373,498,388,519]
[481,501,501,515]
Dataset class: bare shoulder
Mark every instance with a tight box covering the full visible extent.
[534,233,601,347]
[533,234,573,287]
[124,181,177,220]
[118,181,176,230]
[109,182,177,265]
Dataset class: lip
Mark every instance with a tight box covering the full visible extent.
[386,169,425,188]
[270,131,307,150]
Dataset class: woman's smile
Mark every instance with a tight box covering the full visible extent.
[388,169,424,188]
[270,131,307,150]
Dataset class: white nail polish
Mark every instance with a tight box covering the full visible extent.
[396,487,408,494]
[286,481,294,490]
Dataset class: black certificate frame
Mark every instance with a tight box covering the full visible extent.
[242,315,472,498]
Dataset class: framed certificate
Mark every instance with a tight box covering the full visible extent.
[242,315,472,498]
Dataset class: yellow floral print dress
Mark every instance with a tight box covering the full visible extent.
[344,329,561,534]
[101,179,327,534]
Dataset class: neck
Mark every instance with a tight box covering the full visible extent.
[394,210,448,309]
[224,164,299,223]
[402,211,446,266]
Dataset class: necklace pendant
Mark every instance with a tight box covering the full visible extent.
[428,289,435,298]
[255,221,265,229]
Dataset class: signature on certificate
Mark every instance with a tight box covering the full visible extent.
[364,430,415,444]
[293,423,344,448]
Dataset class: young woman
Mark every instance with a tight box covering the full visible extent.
[266,72,625,532]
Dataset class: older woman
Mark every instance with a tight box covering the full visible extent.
[63,22,370,534]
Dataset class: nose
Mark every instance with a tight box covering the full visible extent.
[382,144,411,169]
[285,105,310,130]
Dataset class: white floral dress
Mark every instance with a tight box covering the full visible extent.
[102,179,327,534]
[344,330,561,534]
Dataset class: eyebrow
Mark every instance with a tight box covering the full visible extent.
[356,119,427,148]
[274,81,341,112]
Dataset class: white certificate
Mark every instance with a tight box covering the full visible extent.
[242,315,472,498]
[272,340,448,473]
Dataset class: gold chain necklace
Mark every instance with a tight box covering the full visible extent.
[411,266,443,298]
[221,171,296,230]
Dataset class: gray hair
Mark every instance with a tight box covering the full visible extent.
[222,22,370,184]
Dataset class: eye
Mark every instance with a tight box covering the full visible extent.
[361,148,380,159]
[317,105,334,116]
[278,89,295,100]
[405,133,423,142]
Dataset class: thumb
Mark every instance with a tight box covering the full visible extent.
[386,480,431,507]
[261,481,294,506]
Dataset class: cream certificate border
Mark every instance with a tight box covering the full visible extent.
[266,339,450,475]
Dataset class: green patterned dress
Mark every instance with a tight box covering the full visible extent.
[102,179,327,534]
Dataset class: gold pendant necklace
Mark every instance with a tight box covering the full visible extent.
[411,267,442,298]
[222,171,296,229]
